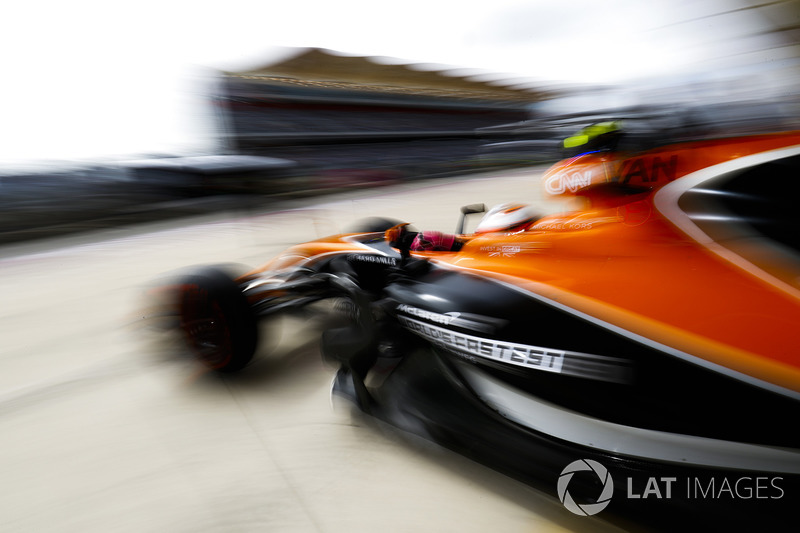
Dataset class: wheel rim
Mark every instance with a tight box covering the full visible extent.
[179,285,234,369]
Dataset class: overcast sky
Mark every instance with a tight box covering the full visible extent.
[0,0,785,163]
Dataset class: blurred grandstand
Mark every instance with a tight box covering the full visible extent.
[212,47,552,183]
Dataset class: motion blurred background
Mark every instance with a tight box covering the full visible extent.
[1,0,799,242]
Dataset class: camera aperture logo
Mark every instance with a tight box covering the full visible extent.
[558,459,614,516]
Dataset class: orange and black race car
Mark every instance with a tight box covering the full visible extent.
[170,127,800,529]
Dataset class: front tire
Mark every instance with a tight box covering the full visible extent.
[178,267,258,372]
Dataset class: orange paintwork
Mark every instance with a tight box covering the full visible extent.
[543,132,800,198]
[246,236,361,274]
[251,131,800,394]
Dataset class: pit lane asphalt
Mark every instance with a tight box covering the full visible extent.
[0,168,628,533]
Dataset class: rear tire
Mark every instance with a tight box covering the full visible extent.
[178,267,258,372]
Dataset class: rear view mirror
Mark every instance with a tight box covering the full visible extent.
[456,203,486,234]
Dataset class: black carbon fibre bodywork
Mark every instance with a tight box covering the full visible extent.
[332,341,797,531]
[349,264,800,450]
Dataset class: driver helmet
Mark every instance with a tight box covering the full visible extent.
[474,203,539,234]
[562,121,623,153]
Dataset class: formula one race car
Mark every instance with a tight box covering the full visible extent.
[169,128,800,530]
